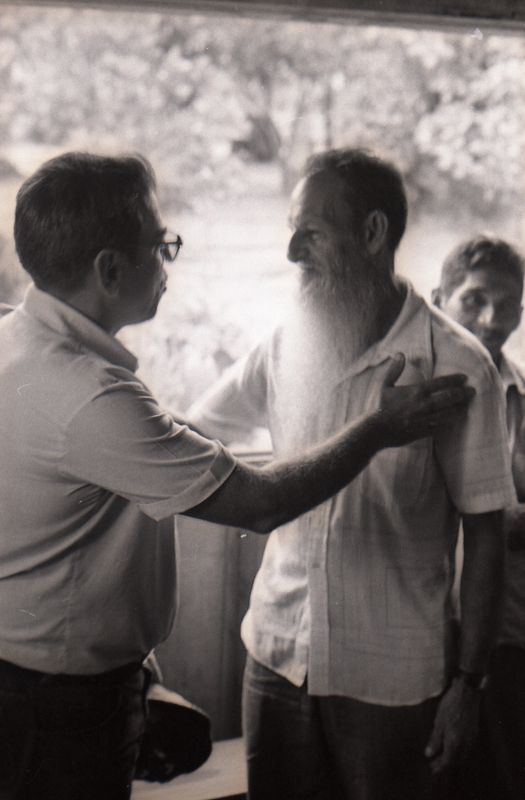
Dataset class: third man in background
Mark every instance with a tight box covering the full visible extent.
[434,234,525,800]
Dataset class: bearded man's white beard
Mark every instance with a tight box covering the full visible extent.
[272,261,389,452]
[302,263,386,364]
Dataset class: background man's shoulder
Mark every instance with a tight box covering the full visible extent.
[428,302,498,383]
[0,303,15,318]
[503,351,525,387]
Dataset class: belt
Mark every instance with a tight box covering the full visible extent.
[0,657,144,687]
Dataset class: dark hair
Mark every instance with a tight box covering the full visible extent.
[14,152,156,293]
[303,148,408,251]
[440,235,525,299]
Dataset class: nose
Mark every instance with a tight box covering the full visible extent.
[478,303,499,329]
[287,230,307,263]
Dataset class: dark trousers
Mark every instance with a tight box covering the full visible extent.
[0,658,148,800]
[458,646,525,800]
[242,655,448,800]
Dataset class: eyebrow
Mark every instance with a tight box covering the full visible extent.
[153,226,168,240]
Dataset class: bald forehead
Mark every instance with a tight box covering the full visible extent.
[289,169,352,228]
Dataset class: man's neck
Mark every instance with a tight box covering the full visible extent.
[367,276,407,348]
[42,284,119,335]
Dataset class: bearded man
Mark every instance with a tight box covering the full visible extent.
[188,148,515,800]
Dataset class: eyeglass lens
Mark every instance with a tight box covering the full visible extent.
[160,236,182,262]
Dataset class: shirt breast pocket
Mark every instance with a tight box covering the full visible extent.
[360,436,432,510]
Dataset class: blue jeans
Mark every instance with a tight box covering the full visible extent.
[243,655,447,800]
[0,659,148,800]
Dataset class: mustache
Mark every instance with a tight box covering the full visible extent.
[300,260,373,305]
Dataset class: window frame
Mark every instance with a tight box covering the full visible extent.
[3,0,523,32]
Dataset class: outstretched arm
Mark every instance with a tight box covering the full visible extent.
[185,354,474,533]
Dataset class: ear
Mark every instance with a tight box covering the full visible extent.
[431,288,441,308]
[93,249,128,297]
[363,210,389,255]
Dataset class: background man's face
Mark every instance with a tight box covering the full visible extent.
[440,266,522,361]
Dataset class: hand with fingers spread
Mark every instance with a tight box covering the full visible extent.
[377,352,475,447]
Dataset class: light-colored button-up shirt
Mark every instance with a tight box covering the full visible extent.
[497,352,525,649]
[190,284,515,705]
[0,286,236,675]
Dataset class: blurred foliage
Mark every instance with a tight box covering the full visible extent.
[123,283,254,412]
[0,8,523,216]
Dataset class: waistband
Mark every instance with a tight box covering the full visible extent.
[0,657,144,688]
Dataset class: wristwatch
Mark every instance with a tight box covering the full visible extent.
[455,668,488,690]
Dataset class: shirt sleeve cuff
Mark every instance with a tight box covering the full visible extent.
[455,483,517,515]
[137,446,238,521]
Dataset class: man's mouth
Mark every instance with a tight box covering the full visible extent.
[298,261,316,274]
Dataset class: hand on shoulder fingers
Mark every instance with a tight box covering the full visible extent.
[424,674,482,775]
[378,352,475,445]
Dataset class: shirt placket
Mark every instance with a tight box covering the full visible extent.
[306,383,355,689]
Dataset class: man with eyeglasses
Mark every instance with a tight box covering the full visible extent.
[0,151,475,799]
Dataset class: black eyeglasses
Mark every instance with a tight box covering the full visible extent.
[155,234,183,263]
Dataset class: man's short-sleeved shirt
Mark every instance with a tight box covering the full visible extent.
[497,353,525,649]
[190,284,515,705]
[0,286,236,675]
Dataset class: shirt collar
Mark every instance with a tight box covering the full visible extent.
[499,351,525,396]
[22,284,138,373]
[339,281,432,381]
